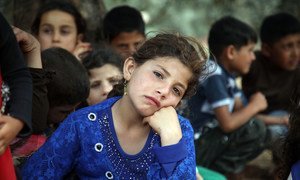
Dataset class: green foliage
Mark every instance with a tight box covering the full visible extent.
[104,0,298,39]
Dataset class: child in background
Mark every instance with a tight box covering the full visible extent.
[11,29,90,167]
[242,12,300,145]
[21,33,208,179]
[81,49,123,106]
[187,16,268,177]
[0,13,32,180]
[103,5,146,59]
[31,1,92,60]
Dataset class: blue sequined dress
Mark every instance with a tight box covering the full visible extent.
[21,97,196,179]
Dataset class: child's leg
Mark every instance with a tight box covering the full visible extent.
[196,119,267,174]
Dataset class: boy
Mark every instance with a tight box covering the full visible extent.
[11,44,90,167]
[103,5,146,59]
[187,16,267,176]
[242,13,300,143]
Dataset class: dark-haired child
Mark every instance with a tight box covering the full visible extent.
[188,16,267,176]
[242,12,300,145]
[103,5,146,59]
[21,33,208,179]
[31,1,92,60]
[82,48,123,106]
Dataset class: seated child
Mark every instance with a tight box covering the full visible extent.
[21,33,208,179]
[242,12,300,144]
[187,16,268,176]
[11,30,89,166]
[81,48,123,106]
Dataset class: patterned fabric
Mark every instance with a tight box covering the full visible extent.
[22,97,196,179]
[291,160,300,180]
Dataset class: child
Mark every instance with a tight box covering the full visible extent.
[11,44,90,167]
[187,16,268,176]
[242,12,300,144]
[0,13,32,179]
[277,85,300,179]
[82,48,123,106]
[21,33,208,179]
[103,5,146,59]
[31,1,92,60]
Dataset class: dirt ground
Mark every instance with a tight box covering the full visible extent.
[242,150,276,180]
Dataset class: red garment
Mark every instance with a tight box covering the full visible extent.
[0,74,16,180]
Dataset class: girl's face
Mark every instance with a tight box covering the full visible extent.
[87,64,122,105]
[37,10,80,52]
[124,57,192,117]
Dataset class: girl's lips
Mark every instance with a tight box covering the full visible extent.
[145,96,161,107]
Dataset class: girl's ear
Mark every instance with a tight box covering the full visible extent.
[123,57,136,81]
[261,43,271,57]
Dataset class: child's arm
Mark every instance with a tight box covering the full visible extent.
[12,26,42,69]
[0,14,32,154]
[214,92,267,133]
[144,107,196,179]
[255,114,289,126]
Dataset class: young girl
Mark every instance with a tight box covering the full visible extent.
[31,1,91,60]
[82,49,123,106]
[21,33,207,179]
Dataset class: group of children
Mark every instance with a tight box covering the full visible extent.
[0,1,300,179]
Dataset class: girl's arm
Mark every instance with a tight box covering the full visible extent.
[21,114,80,179]
[144,107,196,179]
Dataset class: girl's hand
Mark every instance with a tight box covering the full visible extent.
[73,41,92,60]
[143,106,182,146]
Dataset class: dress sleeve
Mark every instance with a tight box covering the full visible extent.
[147,117,196,179]
[0,13,32,136]
[21,113,80,179]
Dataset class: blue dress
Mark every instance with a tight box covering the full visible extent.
[21,97,196,179]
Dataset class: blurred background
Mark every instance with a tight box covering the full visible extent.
[1,0,299,43]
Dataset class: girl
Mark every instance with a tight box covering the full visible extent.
[21,33,207,179]
[82,49,123,106]
[31,1,91,60]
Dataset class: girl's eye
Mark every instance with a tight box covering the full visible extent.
[109,78,120,86]
[61,29,70,35]
[173,87,182,96]
[91,82,101,89]
[41,28,52,34]
[153,71,163,79]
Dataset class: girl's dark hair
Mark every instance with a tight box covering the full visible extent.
[277,84,300,179]
[81,48,123,76]
[110,33,208,99]
[31,1,86,35]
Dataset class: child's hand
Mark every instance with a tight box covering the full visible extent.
[12,26,42,68]
[73,40,92,60]
[0,115,24,155]
[249,92,268,112]
[143,106,182,146]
